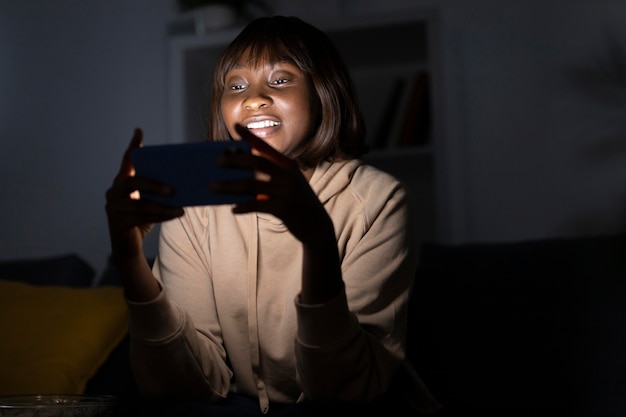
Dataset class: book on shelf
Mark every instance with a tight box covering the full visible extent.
[395,71,431,148]
[371,76,407,150]
[370,71,431,151]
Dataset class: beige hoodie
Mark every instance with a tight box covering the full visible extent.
[126,159,439,413]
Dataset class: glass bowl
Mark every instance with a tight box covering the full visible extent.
[0,394,117,417]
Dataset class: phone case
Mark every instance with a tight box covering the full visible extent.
[131,140,254,207]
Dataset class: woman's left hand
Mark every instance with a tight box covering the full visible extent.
[212,124,334,243]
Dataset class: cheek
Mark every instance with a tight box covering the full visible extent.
[220,98,234,121]
[220,99,238,135]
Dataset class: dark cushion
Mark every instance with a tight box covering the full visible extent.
[97,256,123,287]
[408,233,626,416]
[0,253,95,286]
[84,334,139,399]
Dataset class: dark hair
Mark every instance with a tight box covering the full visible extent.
[208,15,368,167]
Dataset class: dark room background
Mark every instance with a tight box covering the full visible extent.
[1,0,625,277]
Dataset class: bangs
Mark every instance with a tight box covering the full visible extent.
[216,29,313,83]
[241,41,293,68]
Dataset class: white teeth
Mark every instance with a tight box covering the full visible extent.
[246,120,280,129]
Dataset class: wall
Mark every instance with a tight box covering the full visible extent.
[437,0,626,243]
[1,0,625,276]
[0,0,174,274]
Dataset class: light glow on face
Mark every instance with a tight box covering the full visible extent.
[221,59,314,157]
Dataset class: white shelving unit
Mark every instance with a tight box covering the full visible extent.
[167,8,444,247]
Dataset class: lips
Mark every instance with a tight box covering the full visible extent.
[243,118,281,138]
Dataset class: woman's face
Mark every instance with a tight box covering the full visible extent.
[220,57,316,157]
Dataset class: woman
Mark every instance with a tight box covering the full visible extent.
[106,15,441,416]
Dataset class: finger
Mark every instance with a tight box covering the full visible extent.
[231,198,274,215]
[217,151,283,180]
[108,176,175,202]
[210,177,272,200]
[115,128,143,182]
[107,199,184,224]
[234,124,294,168]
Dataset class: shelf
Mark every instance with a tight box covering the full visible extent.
[325,20,428,69]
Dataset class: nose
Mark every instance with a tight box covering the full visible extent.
[243,86,272,110]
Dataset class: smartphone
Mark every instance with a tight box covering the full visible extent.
[131,140,254,207]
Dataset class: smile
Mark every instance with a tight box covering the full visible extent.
[246,120,281,129]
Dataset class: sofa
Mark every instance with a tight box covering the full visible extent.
[1,232,624,416]
[408,232,626,416]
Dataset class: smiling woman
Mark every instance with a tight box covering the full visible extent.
[209,16,367,168]
[105,15,441,416]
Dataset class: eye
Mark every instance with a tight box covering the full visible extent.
[270,77,288,86]
[224,73,247,92]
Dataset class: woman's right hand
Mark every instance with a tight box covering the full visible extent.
[105,128,184,260]
[105,128,184,301]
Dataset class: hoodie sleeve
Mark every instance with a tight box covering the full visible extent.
[125,211,233,401]
[294,166,418,404]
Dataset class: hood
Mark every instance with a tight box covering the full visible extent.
[309,159,363,205]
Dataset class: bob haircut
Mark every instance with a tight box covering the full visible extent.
[208,15,368,168]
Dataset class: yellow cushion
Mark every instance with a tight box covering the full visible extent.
[0,279,128,395]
